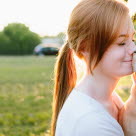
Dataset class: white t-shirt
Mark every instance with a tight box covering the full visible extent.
[55,88,124,136]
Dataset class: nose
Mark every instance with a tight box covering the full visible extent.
[127,41,136,55]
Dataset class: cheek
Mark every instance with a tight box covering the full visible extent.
[101,49,125,66]
[98,48,126,74]
[100,51,133,77]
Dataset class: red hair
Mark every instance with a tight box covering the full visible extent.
[50,0,129,135]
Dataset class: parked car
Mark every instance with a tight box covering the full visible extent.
[34,44,60,56]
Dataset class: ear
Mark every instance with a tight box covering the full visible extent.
[81,51,89,58]
[80,51,89,63]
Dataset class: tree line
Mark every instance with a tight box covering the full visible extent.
[0,23,67,55]
[0,23,41,55]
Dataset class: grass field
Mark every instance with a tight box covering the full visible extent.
[0,55,134,136]
[0,56,56,136]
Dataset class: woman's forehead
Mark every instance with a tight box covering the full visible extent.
[119,16,135,37]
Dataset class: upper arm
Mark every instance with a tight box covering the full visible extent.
[74,112,124,136]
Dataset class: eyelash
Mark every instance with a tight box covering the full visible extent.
[118,39,136,46]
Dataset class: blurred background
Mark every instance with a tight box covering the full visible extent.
[0,0,135,136]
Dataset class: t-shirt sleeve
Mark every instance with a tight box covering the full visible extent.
[74,112,124,136]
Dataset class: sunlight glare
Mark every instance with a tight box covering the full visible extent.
[73,51,86,84]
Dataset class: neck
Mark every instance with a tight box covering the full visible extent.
[76,68,120,103]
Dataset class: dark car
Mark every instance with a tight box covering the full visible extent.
[34,44,60,56]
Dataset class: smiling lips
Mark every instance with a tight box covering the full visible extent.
[123,60,132,62]
[132,53,136,72]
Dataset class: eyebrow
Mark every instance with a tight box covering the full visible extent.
[118,31,136,38]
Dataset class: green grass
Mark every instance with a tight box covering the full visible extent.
[0,56,56,136]
[0,55,134,136]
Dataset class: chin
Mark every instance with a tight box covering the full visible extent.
[120,69,133,77]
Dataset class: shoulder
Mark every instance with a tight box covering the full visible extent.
[73,111,124,136]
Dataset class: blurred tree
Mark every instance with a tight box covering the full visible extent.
[0,32,11,54]
[43,32,66,45]
[1,23,41,55]
[132,13,136,22]
[56,32,66,45]
[57,32,66,38]
[43,32,66,39]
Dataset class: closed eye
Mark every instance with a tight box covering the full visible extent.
[118,39,136,46]
[118,41,126,46]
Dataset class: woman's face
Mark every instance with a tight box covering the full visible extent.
[97,15,136,79]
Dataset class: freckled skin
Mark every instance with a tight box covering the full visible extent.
[77,13,136,135]
[118,16,136,135]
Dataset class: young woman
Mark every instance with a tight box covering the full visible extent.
[50,0,136,135]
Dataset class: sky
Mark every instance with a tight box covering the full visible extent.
[0,0,135,36]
